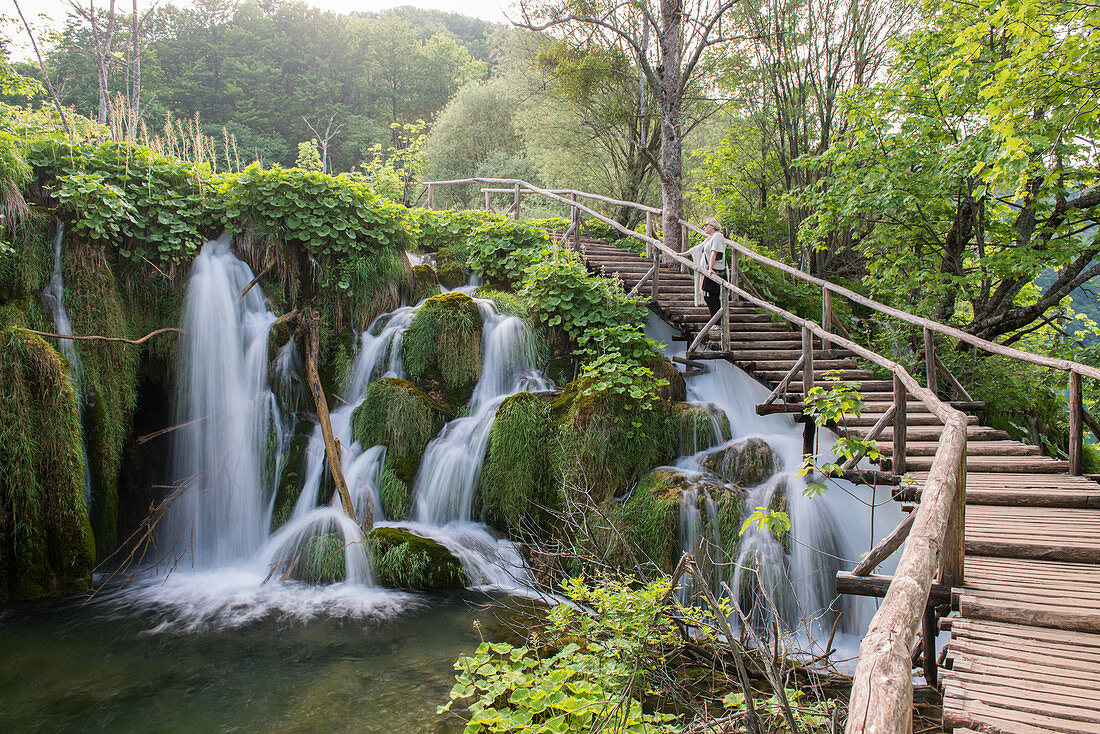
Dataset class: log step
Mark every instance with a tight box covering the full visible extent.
[904,456,1070,473]
[878,441,1041,457]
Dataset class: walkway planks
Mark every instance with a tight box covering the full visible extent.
[568,233,1100,734]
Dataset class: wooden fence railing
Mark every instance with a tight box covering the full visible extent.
[421,177,1089,732]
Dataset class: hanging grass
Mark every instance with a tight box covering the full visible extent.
[410,263,440,304]
[64,238,139,556]
[0,310,94,601]
[401,292,483,406]
[479,392,559,538]
[367,527,467,590]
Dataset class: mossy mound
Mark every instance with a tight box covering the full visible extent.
[702,437,781,488]
[0,314,95,601]
[287,532,347,584]
[271,420,315,531]
[643,354,686,402]
[401,292,483,407]
[65,239,139,556]
[479,392,559,537]
[367,527,467,590]
[435,259,468,289]
[552,380,673,504]
[410,263,441,303]
[351,377,446,519]
[668,402,731,456]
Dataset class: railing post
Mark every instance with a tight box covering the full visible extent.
[484,190,491,212]
[924,327,938,394]
[720,285,730,352]
[730,248,740,305]
[893,374,907,475]
[648,213,660,301]
[426,183,434,210]
[572,193,580,251]
[802,326,814,398]
[941,432,967,587]
[513,183,521,221]
[822,286,832,351]
[645,211,653,258]
[1069,370,1083,475]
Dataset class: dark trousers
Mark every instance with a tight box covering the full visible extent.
[702,271,725,317]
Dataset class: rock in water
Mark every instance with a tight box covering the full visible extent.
[367,527,468,590]
[702,437,781,487]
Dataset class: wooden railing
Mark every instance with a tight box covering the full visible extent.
[421,177,1088,732]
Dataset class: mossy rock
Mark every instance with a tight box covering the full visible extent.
[702,437,781,488]
[643,354,686,402]
[367,527,468,590]
[0,316,94,601]
[351,377,447,519]
[271,420,315,531]
[667,402,731,456]
[410,263,441,303]
[401,292,483,407]
[478,392,559,537]
[435,260,467,290]
[552,379,674,504]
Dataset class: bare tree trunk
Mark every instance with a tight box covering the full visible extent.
[13,0,73,139]
[659,0,684,252]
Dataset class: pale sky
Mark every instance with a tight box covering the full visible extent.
[6,0,518,58]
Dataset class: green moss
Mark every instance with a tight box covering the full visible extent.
[351,377,446,519]
[64,240,139,556]
[552,380,674,504]
[271,420,315,531]
[401,292,483,406]
[288,532,347,584]
[702,437,781,488]
[435,260,467,289]
[479,393,558,537]
[0,314,94,601]
[667,402,730,456]
[410,263,441,303]
[378,466,410,522]
[0,212,53,302]
[643,354,686,403]
[367,527,467,590]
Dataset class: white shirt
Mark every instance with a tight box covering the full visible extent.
[703,231,726,271]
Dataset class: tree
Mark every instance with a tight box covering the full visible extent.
[796,0,1100,341]
[517,0,738,251]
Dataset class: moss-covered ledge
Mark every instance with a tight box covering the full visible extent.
[367,527,468,590]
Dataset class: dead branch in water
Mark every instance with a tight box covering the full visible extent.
[18,326,184,345]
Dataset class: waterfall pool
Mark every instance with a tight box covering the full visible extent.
[0,589,536,733]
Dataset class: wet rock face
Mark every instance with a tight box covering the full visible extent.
[702,437,781,488]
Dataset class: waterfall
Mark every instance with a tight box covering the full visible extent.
[411,301,548,526]
[649,314,904,649]
[40,222,92,507]
[161,235,281,567]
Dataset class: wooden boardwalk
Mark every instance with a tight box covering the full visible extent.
[572,235,1100,733]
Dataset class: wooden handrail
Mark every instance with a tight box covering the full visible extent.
[421,177,973,732]
[425,177,1100,381]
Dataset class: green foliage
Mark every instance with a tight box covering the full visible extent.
[295,140,323,172]
[368,527,467,590]
[407,207,501,256]
[29,140,214,266]
[467,219,550,284]
[441,577,678,733]
[0,312,94,601]
[402,292,484,404]
[740,507,792,538]
[290,532,347,584]
[803,374,864,426]
[576,354,666,413]
[480,393,558,537]
[224,164,413,258]
[723,687,836,732]
[361,121,427,205]
[378,467,410,522]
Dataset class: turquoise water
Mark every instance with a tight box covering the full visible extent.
[0,590,532,733]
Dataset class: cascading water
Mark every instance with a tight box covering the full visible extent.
[40,222,92,506]
[649,315,904,652]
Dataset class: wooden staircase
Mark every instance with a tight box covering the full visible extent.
[572,233,1100,734]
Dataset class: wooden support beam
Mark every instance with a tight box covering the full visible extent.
[626,262,658,297]
[934,352,974,402]
[841,404,895,471]
[484,189,492,212]
[924,327,937,394]
[802,326,814,397]
[851,512,915,576]
[687,308,724,353]
[1069,370,1083,476]
[822,286,833,351]
[835,572,953,605]
[940,434,966,587]
[513,183,521,220]
[762,354,804,407]
[426,183,434,209]
[720,282,730,352]
[730,249,740,305]
[922,607,938,686]
[893,374,907,475]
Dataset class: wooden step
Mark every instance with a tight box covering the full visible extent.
[840,413,955,427]
[757,369,875,382]
[904,456,1070,473]
[729,358,860,372]
[878,441,1041,457]
[868,425,1012,442]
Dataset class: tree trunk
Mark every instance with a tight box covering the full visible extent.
[659,0,684,252]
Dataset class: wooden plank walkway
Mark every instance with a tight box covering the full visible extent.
[569,234,1100,733]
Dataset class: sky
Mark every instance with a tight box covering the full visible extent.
[6,0,517,58]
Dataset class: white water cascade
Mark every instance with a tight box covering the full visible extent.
[649,315,905,653]
[40,222,92,506]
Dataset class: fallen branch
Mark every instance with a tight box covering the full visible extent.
[301,310,365,528]
[18,326,184,345]
[238,265,272,300]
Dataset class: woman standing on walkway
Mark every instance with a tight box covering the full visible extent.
[701,216,726,318]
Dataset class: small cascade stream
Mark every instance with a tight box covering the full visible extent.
[649,315,905,654]
[40,222,92,506]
